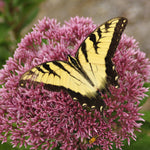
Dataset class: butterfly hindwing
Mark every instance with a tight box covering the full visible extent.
[20,60,102,108]
[19,17,128,112]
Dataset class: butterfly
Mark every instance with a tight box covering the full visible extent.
[19,17,128,114]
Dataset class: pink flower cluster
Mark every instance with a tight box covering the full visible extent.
[0,17,150,150]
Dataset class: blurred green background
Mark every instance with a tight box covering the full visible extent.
[0,0,150,149]
[0,0,44,68]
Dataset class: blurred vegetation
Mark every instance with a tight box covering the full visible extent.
[0,0,44,68]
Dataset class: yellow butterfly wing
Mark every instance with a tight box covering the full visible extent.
[76,17,128,90]
[20,60,100,108]
[20,61,95,96]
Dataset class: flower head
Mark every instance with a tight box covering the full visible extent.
[0,16,150,150]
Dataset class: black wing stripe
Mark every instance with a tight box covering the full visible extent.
[68,55,95,86]
[52,61,84,83]
[42,63,60,78]
[89,63,96,78]
[105,22,111,31]
[97,28,102,39]
[105,18,127,85]
[89,33,99,54]
[36,66,45,73]
[81,41,88,62]
[52,61,70,74]
[44,83,103,111]
[80,31,101,62]
[107,18,127,58]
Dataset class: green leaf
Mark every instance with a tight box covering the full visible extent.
[0,23,10,42]
[144,82,150,97]
[0,138,31,150]
[0,45,11,69]
[42,39,48,45]
[126,121,150,150]
[0,142,19,150]
[141,111,150,122]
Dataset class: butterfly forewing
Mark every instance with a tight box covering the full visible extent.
[76,17,127,89]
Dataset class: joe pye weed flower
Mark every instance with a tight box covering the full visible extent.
[0,16,150,150]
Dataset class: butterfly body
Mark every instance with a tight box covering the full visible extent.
[19,17,128,113]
